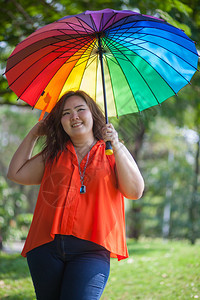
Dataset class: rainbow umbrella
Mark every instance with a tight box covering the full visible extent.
[5,9,198,151]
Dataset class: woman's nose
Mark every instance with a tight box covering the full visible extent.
[70,111,79,120]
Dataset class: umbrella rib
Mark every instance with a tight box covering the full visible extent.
[103,39,139,57]
[10,40,95,99]
[58,16,95,32]
[89,14,98,32]
[104,21,151,62]
[100,12,126,34]
[102,18,142,57]
[6,34,85,64]
[101,14,117,37]
[11,25,94,51]
[104,38,166,106]
[6,40,94,87]
[68,21,93,34]
[99,12,118,32]
[105,36,195,84]
[105,53,136,63]
[56,29,96,47]
[105,37,177,95]
[84,54,97,70]
[6,34,93,72]
[33,39,98,108]
[57,16,97,33]
[103,55,119,117]
[106,16,138,44]
[75,47,98,90]
[77,17,96,35]
[102,55,121,65]
[7,48,71,87]
[139,37,198,70]
[56,14,94,31]
[107,36,197,72]
[62,51,95,61]
[107,29,198,58]
[106,27,142,45]
[63,18,94,36]
[60,38,97,60]
[99,13,106,32]
[55,31,97,54]
[60,17,100,54]
[103,42,141,112]
[108,18,192,43]
[125,40,195,82]
[107,27,198,61]
[68,52,97,68]
[12,15,190,55]
[104,13,139,34]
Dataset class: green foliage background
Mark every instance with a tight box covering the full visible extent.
[0,0,199,244]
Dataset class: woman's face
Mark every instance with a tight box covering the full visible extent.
[61,95,94,139]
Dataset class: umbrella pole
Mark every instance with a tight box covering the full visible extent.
[98,35,113,155]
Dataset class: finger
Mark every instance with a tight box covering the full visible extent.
[107,123,114,129]
[102,126,113,134]
[105,124,115,131]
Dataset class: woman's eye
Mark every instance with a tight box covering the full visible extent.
[62,112,70,116]
[78,108,85,112]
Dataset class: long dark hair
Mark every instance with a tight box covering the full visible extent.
[39,90,105,162]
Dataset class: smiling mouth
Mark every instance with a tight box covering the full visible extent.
[71,123,83,128]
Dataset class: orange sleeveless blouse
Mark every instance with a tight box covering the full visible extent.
[21,140,129,260]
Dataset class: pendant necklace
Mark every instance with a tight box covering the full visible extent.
[78,151,90,194]
[75,140,96,194]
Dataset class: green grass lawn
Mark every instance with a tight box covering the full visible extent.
[0,238,199,299]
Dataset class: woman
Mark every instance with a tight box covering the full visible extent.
[7,90,144,300]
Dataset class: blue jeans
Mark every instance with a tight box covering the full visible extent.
[26,235,110,300]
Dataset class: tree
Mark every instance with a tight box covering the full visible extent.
[0,106,40,243]
[137,116,200,240]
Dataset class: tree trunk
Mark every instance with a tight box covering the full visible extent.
[188,137,200,244]
[162,151,174,239]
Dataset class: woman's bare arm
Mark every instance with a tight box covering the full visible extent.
[7,122,45,185]
[102,123,144,199]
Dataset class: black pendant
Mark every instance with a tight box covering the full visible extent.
[80,185,86,194]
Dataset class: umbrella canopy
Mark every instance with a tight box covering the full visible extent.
[5,8,198,118]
